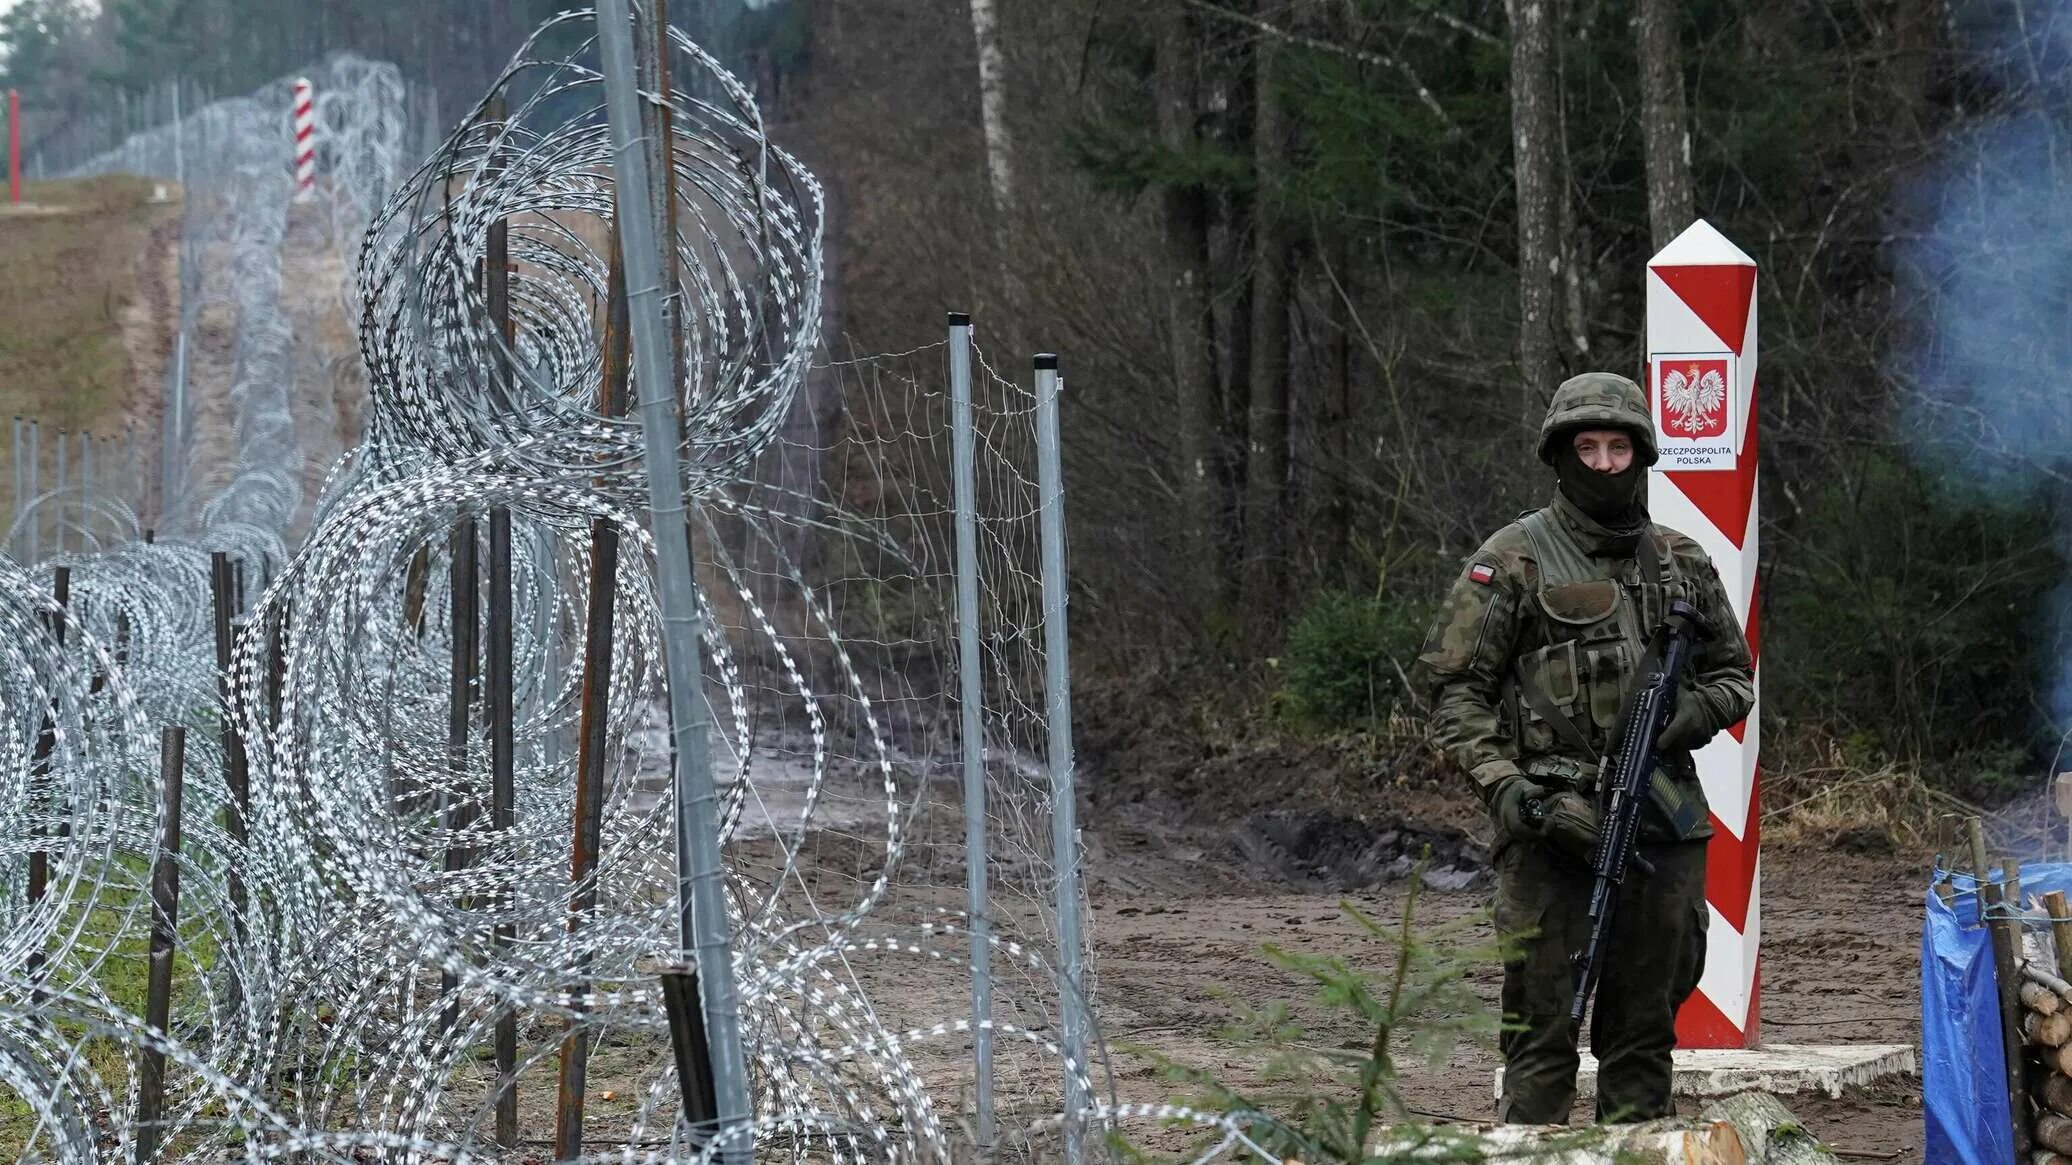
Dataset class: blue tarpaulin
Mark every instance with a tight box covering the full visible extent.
[1924,861,2072,1165]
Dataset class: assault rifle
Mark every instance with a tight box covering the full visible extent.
[1567,598,1709,1034]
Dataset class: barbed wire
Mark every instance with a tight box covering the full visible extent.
[0,9,1290,1164]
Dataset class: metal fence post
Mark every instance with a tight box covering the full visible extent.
[25,420,38,564]
[948,312,995,1147]
[52,429,65,556]
[10,417,21,558]
[78,430,92,549]
[1034,353,1087,1161]
[592,0,751,1155]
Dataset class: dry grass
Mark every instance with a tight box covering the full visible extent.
[0,176,175,430]
[1761,731,1976,852]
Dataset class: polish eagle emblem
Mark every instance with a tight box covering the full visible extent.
[1660,362,1729,437]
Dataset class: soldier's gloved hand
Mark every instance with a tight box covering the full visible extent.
[1538,790,1600,864]
[1655,697,1711,753]
[1491,776,1548,842]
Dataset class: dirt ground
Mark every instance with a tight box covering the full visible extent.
[752,772,1927,1161]
[1073,838,1924,1159]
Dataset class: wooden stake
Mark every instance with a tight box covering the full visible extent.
[1970,817,1993,909]
[2046,892,2072,988]
[1971,815,2034,1158]
[2055,772,2072,862]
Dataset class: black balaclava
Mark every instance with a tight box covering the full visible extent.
[1554,430,1647,531]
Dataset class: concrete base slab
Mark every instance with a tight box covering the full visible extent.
[1494,1044,1918,1101]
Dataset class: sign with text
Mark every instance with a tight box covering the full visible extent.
[1652,353,1738,471]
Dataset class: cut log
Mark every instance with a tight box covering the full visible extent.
[1367,1117,1748,1165]
[2034,1152,2072,1165]
[2026,962,2072,1001]
[2028,1010,2072,1047]
[2048,1044,2072,1077]
[2038,1114,2072,1157]
[2044,1073,2072,1119]
[1701,1091,1838,1165]
[2029,981,2067,1016]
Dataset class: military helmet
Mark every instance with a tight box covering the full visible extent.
[1536,371,1659,466]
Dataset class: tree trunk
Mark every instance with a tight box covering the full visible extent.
[967,0,1015,218]
[1554,0,1590,363]
[1700,1091,1840,1165]
[1369,1113,1754,1165]
[1506,0,1562,411]
[966,0,1028,364]
[1244,29,1292,623]
[1636,0,1696,249]
[1156,3,1239,616]
[1319,229,1355,594]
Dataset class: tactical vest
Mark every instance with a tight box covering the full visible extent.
[1505,508,1708,838]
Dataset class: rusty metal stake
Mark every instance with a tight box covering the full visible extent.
[489,503,517,1148]
[27,566,69,987]
[266,600,288,730]
[554,213,630,1164]
[136,725,186,1165]
[210,553,249,936]
[479,94,521,1145]
[440,516,479,1021]
[661,965,719,1145]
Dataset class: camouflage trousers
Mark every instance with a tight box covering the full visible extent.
[1493,836,1708,1125]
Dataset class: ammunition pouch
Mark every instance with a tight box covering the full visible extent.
[1521,754,1595,792]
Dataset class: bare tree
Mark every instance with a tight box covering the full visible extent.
[1156,2,1239,613]
[1506,0,1561,407]
[1245,25,1292,620]
[1636,0,1695,249]
[968,0,1015,217]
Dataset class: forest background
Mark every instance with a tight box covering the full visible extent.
[7,0,2068,816]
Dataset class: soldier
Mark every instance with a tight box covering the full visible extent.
[1412,372,1753,1125]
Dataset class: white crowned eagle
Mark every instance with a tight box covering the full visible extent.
[1661,365,1727,435]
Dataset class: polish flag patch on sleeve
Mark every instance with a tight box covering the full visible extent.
[1468,563,1497,586]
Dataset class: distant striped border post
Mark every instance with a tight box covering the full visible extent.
[293,78,316,201]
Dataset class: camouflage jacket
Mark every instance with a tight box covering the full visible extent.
[1412,493,1754,840]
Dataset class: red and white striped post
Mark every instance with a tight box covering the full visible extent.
[9,88,22,204]
[1645,220,1761,1050]
[291,78,316,202]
